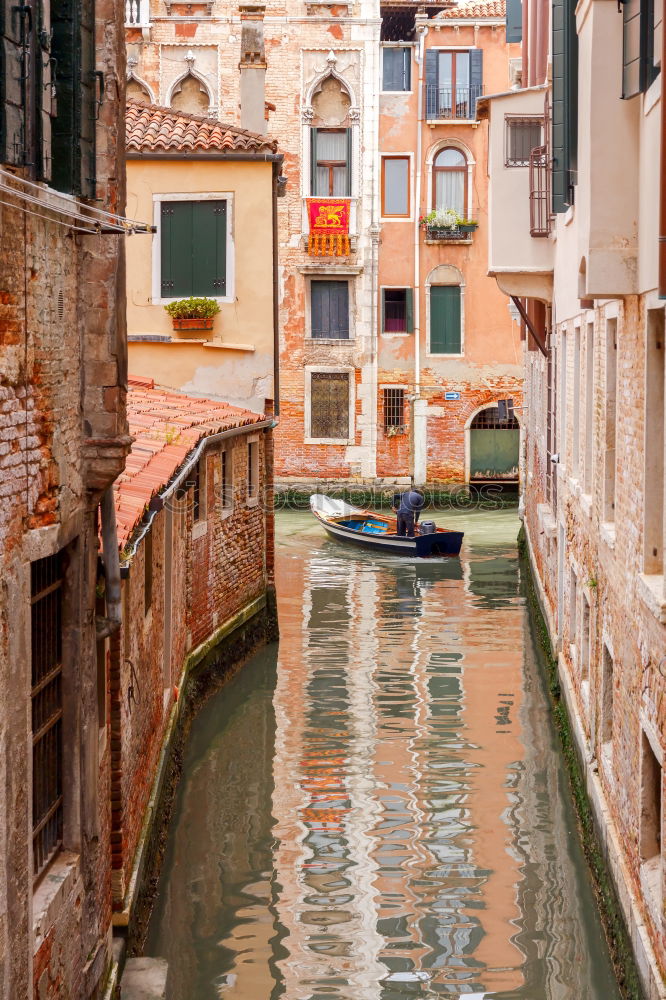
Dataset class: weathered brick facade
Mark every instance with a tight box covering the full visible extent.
[0,0,131,992]
[125,0,523,487]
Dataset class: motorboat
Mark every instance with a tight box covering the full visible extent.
[310,494,464,557]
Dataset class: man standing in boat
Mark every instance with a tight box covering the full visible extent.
[392,487,425,538]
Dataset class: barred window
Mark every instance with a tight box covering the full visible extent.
[470,405,519,429]
[383,388,406,432]
[310,372,350,440]
[31,552,65,878]
[505,117,543,166]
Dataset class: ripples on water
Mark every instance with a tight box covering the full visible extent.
[146,509,620,1000]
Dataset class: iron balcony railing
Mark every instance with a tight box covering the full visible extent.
[125,0,150,25]
[529,145,550,237]
[425,84,483,121]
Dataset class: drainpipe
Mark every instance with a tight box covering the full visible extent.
[659,25,666,299]
[97,487,122,639]
[412,22,428,485]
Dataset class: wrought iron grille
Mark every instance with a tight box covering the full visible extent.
[425,85,483,121]
[383,388,406,432]
[471,406,519,430]
[505,117,543,167]
[310,372,350,440]
[529,98,551,237]
[31,552,64,879]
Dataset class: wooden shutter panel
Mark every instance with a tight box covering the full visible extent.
[37,0,52,181]
[551,0,577,212]
[506,0,522,42]
[469,49,483,118]
[381,288,386,332]
[332,280,349,338]
[310,127,318,195]
[405,288,414,333]
[191,200,226,296]
[425,49,438,118]
[345,126,352,196]
[402,48,411,90]
[430,286,461,354]
[79,0,95,198]
[311,281,326,337]
[622,0,643,97]
[1,0,26,165]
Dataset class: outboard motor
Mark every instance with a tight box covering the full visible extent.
[420,521,436,535]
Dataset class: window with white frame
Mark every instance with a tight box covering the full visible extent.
[382,156,410,217]
[433,148,468,217]
[309,372,351,440]
[310,280,350,339]
[310,128,351,196]
[160,199,227,298]
[382,46,411,91]
[381,288,413,334]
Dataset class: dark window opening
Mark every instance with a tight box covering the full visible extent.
[248,441,259,500]
[506,117,543,166]
[311,280,350,339]
[311,128,351,197]
[640,733,662,862]
[31,551,65,879]
[310,372,350,440]
[470,406,519,430]
[383,388,406,432]
[221,448,233,509]
[601,644,614,744]
[192,458,206,522]
[382,47,411,91]
[382,288,413,333]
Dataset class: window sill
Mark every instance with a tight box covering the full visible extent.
[425,118,479,126]
[600,520,616,551]
[381,331,412,338]
[424,237,472,245]
[637,574,666,624]
[305,337,354,345]
[380,90,414,96]
[305,437,354,446]
[192,520,208,541]
[220,506,234,521]
[425,351,464,359]
[246,497,259,508]
[381,216,414,223]
[33,852,81,946]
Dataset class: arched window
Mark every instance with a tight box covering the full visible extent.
[126,79,151,104]
[171,74,210,115]
[433,147,467,216]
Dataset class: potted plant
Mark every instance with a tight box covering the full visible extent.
[164,297,221,331]
[420,209,465,240]
[458,217,479,233]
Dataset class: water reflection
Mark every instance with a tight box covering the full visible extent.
[146,509,619,1000]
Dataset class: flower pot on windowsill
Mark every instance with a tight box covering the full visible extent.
[171,317,214,332]
[458,222,478,234]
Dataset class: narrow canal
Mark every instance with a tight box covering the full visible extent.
[146,508,621,1000]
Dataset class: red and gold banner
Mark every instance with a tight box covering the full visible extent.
[306,198,351,257]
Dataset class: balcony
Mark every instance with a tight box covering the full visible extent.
[529,145,550,238]
[425,85,483,122]
[425,225,475,244]
[125,0,150,26]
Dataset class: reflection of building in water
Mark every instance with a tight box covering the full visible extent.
[145,656,278,1000]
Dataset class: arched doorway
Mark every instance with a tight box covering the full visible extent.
[468,405,519,481]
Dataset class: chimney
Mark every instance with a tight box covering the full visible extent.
[239,4,267,135]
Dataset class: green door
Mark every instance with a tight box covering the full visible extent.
[470,428,519,480]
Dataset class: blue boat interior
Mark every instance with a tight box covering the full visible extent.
[338,518,388,535]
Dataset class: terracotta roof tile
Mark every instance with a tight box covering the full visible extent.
[114,383,266,549]
[125,100,279,155]
[439,0,505,17]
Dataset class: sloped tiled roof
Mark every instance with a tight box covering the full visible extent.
[115,378,266,548]
[125,99,279,155]
[439,0,506,17]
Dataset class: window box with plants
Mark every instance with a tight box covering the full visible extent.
[419,210,478,241]
[164,297,221,332]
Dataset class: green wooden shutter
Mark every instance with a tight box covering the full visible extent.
[405,288,414,333]
[1,0,26,165]
[622,0,642,96]
[425,49,438,118]
[469,49,483,118]
[161,200,227,298]
[551,0,577,212]
[381,288,386,332]
[51,0,96,196]
[506,0,522,42]
[430,285,461,354]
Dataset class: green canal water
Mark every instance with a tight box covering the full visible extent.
[146,508,621,1000]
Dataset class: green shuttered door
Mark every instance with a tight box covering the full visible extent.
[161,200,227,298]
[430,285,461,354]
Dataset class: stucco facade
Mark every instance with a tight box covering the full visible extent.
[482,0,666,994]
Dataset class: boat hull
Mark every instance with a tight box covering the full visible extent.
[317,514,464,557]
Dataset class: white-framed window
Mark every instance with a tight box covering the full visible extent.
[310,128,352,197]
[152,192,235,305]
[381,287,414,335]
[305,366,355,444]
[426,265,464,357]
[247,437,260,505]
[381,155,411,219]
[426,140,475,220]
[381,46,412,92]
